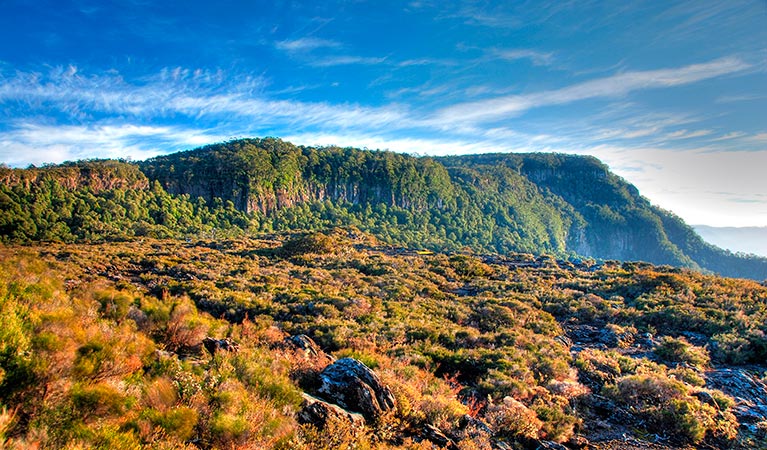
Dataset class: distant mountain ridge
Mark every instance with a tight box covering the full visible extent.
[2,137,766,280]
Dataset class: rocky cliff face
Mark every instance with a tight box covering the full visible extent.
[0,160,149,192]
[140,138,455,216]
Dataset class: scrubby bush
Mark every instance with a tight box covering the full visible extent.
[293,415,371,450]
[604,373,737,445]
[711,332,754,364]
[94,288,135,322]
[449,255,494,279]
[281,232,337,256]
[71,382,129,419]
[2,230,766,448]
[654,336,710,368]
[164,297,210,353]
[574,348,637,389]
[145,406,199,441]
[485,396,542,440]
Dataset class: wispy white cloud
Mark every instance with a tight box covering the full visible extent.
[283,131,513,156]
[445,5,525,29]
[274,37,342,52]
[433,57,751,125]
[0,122,228,166]
[0,66,410,131]
[716,93,767,103]
[651,0,763,48]
[665,129,713,140]
[710,132,747,141]
[746,133,767,144]
[397,57,459,67]
[273,36,390,67]
[1,61,764,227]
[308,55,388,67]
[490,48,555,66]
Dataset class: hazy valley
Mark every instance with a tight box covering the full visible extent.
[693,226,767,259]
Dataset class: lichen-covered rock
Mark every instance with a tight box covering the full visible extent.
[317,357,397,421]
[297,393,366,430]
[285,334,329,359]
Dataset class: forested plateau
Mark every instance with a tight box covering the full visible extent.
[2,137,766,280]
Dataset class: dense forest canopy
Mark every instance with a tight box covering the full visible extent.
[2,137,766,280]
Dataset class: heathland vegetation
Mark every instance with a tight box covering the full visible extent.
[0,230,765,448]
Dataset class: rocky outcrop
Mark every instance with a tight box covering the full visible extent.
[202,337,240,355]
[421,424,458,449]
[317,357,397,421]
[705,368,767,424]
[285,334,326,359]
[297,393,366,430]
[567,325,638,350]
[282,334,335,370]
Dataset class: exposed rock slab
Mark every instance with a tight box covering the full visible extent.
[317,357,397,421]
[421,424,458,449]
[297,393,366,429]
[705,368,767,423]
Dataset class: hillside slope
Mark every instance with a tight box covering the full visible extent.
[1,233,765,448]
[2,137,766,279]
[139,138,767,279]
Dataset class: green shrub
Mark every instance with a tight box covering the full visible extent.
[449,255,493,279]
[659,398,707,443]
[71,383,129,419]
[145,407,198,442]
[210,412,250,444]
[335,349,380,369]
[574,349,637,389]
[90,424,142,450]
[0,406,15,446]
[533,404,579,443]
[485,397,542,440]
[281,232,337,256]
[711,333,754,364]
[654,336,710,368]
[73,341,110,380]
[231,353,303,408]
[669,367,705,387]
[605,373,738,445]
[95,289,135,322]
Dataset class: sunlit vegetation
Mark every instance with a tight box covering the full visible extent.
[1,229,765,448]
[2,138,767,280]
[1,139,766,448]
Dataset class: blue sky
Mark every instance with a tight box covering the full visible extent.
[1,0,766,227]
